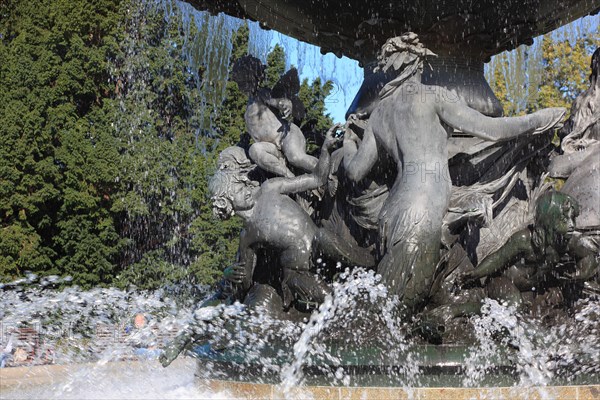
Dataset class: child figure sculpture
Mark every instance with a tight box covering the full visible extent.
[231,56,317,178]
[210,125,374,309]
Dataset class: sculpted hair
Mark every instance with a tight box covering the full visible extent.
[375,32,437,99]
[208,171,235,219]
[217,146,254,173]
[375,32,436,74]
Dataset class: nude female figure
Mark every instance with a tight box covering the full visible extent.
[343,33,566,314]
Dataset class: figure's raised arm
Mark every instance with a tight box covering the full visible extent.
[436,95,565,142]
[263,124,342,195]
[563,235,600,281]
[343,122,379,182]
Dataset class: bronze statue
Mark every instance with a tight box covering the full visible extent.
[231,56,317,178]
[459,191,599,307]
[210,125,374,310]
[549,47,600,230]
[160,37,598,369]
[417,191,598,342]
[342,33,566,315]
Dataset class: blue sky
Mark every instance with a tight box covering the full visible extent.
[260,29,364,123]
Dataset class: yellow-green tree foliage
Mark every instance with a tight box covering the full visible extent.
[488,53,511,116]
[486,21,598,116]
[533,33,596,111]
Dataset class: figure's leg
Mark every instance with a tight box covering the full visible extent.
[279,249,331,309]
[159,329,194,367]
[486,276,523,308]
[378,232,441,315]
[314,227,375,267]
[281,125,318,172]
[243,283,285,316]
[159,292,230,367]
[249,142,295,178]
[282,269,331,308]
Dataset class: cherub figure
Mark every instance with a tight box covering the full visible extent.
[459,191,599,307]
[342,32,566,315]
[231,56,317,178]
[416,192,598,343]
[210,125,374,309]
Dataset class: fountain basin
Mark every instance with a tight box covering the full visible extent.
[186,0,600,63]
[203,379,600,400]
[2,361,598,399]
[192,343,600,388]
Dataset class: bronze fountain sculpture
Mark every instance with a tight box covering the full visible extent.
[160,0,599,386]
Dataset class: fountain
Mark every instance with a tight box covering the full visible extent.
[147,1,600,397]
[1,1,599,399]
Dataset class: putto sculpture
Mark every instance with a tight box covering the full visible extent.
[230,56,316,178]
[209,125,374,311]
[161,34,599,367]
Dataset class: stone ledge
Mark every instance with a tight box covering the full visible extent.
[203,379,600,400]
[2,363,598,399]
[0,360,180,389]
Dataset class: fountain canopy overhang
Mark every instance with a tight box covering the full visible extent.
[187,0,600,64]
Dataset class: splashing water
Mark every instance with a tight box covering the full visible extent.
[279,271,367,384]
[1,269,600,398]
[464,298,600,388]
[278,268,418,390]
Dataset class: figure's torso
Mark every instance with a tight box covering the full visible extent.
[371,83,452,210]
[245,101,286,148]
[245,192,316,253]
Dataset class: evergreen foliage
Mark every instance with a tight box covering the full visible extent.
[0,0,123,285]
[0,2,335,290]
[108,4,202,288]
[263,44,286,89]
[298,77,334,134]
[187,23,250,285]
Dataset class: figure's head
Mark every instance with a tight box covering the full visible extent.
[231,55,266,95]
[133,313,146,329]
[375,32,436,76]
[209,171,259,219]
[534,191,580,238]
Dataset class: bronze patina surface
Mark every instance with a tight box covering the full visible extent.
[185,0,599,63]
